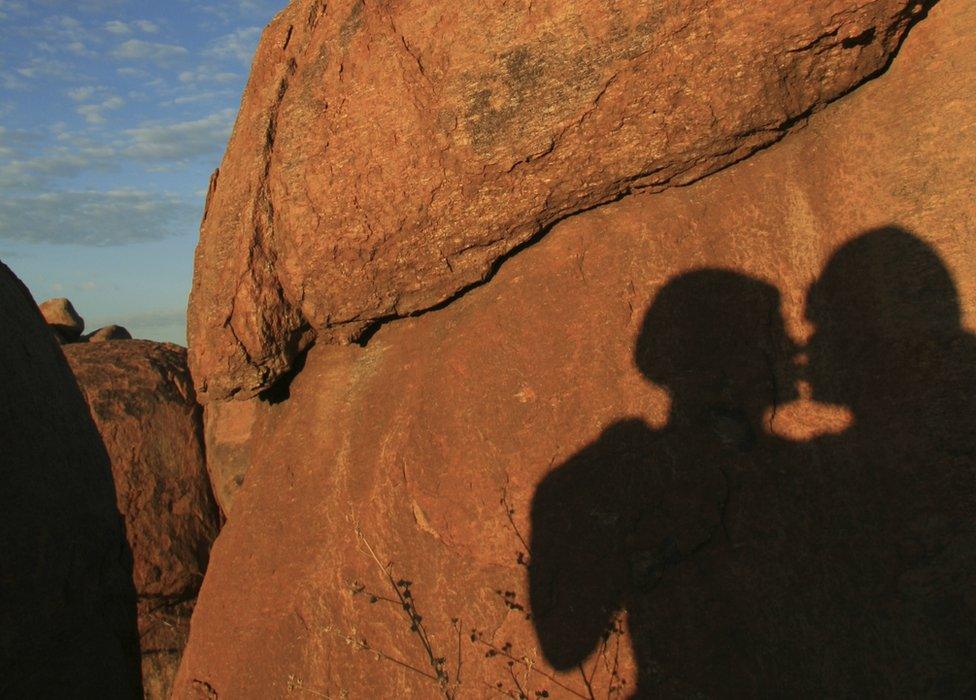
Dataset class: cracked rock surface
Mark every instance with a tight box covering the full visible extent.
[188,0,932,402]
[176,2,976,695]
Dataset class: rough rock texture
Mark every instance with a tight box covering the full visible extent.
[0,263,141,696]
[188,0,934,402]
[200,395,275,515]
[176,2,976,697]
[86,324,133,343]
[39,296,85,340]
[64,341,219,699]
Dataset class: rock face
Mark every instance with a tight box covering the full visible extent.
[187,0,934,402]
[0,264,141,696]
[39,296,85,341]
[64,341,219,699]
[177,2,976,697]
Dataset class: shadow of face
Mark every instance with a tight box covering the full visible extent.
[804,226,960,408]
[635,268,800,419]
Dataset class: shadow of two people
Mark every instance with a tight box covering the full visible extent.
[529,226,976,697]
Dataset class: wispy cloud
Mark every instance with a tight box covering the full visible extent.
[0,189,197,245]
[16,56,75,79]
[67,85,98,101]
[76,94,124,124]
[105,18,159,35]
[178,66,240,85]
[122,108,235,161]
[206,26,262,65]
[104,19,130,35]
[0,107,235,189]
[112,38,188,64]
[0,141,117,189]
[192,0,285,24]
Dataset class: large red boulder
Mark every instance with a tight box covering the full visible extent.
[187,0,932,402]
[0,263,141,696]
[176,2,976,697]
[64,341,219,699]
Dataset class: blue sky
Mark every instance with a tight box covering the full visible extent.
[0,0,286,344]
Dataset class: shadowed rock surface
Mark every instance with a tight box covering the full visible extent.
[188,0,934,402]
[176,2,976,696]
[64,341,219,699]
[0,263,141,697]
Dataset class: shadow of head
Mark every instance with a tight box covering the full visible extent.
[634,268,799,423]
[805,226,965,409]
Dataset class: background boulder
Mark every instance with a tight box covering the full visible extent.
[86,325,133,343]
[64,341,219,699]
[39,296,85,342]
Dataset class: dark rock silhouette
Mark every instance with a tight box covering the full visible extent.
[0,262,141,697]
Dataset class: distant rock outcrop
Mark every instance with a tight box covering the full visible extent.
[187,0,934,402]
[39,296,85,342]
[0,263,141,696]
[38,298,133,345]
[176,1,975,698]
[85,324,133,343]
[64,341,219,700]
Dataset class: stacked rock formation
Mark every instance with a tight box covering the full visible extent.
[0,263,141,696]
[176,0,976,698]
[38,296,132,345]
[64,341,219,699]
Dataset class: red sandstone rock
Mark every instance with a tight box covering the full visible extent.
[175,2,976,696]
[64,341,219,699]
[187,0,933,402]
[0,263,141,696]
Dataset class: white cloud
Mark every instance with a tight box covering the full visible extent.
[112,38,188,64]
[168,91,229,106]
[0,107,235,190]
[0,125,38,158]
[76,95,124,124]
[0,1,27,20]
[116,66,148,78]
[67,85,97,101]
[192,0,286,23]
[104,20,130,35]
[16,56,73,79]
[0,189,197,245]
[105,19,159,36]
[206,26,261,65]
[179,66,239,85]
[123,108,234,161]
[0,145,117,189]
